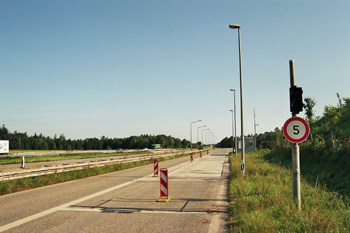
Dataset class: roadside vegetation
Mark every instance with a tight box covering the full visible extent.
[220,94,350,198]
[225,94,350,232]
[228,150,350,232]
[262,94,350,198]
[0,152,189,196]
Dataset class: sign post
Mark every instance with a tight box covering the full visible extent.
[285,60,309,210]
[283,117,309,210]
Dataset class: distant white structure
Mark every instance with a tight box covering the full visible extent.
[0,140,9,154]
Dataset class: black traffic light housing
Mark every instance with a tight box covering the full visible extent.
[290,86,303,114]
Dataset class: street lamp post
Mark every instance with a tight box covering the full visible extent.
[197,125,207,145]
[205,131,212,145]
[254,109,258,151]
[229,24,245,176]
[230,110,235,155]
[201,128,210,145]
[211,133,217,145]
[230,88,237,157]
[190,120,201,150]
[209,132,216,145]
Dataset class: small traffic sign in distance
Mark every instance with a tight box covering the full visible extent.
[283,117,310,143]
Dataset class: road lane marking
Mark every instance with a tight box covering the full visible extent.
[0,177,144,232]
[0,153,227,232]
[0,159,193,232]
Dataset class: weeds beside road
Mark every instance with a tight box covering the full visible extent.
[228,150,350,232]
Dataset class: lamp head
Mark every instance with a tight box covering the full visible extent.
[229,24,240,29]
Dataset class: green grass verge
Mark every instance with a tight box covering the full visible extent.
[228,150,350,232]
[0,151,150,165]
[0,153,188,196]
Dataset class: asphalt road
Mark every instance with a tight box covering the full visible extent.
[0,148,230,233]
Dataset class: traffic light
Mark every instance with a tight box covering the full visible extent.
[290,86,303,114]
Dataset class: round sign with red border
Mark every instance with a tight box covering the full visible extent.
[283,117,310,143]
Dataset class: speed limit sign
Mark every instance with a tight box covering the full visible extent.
[283,117,310,143]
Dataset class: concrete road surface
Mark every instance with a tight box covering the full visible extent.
[0,149,230,233]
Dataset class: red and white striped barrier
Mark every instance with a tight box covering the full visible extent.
[200,151,202,158]
[158,168,171,202]
[190,153,193,162]
[153,159,159,177]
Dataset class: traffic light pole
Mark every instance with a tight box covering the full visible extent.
[289,60,301,210]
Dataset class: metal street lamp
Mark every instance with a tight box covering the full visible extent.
[254,109,259,151]
[230,89,237,157]
[230,110,235,155]
[229,24,245,176]
[197,125,206,144]
[211,133,217,145]
[190,120,201,150]
[210,132,216,145]
[205,131,212,145]
[201,128,210,145]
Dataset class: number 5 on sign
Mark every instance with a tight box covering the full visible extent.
[283,117,310,143]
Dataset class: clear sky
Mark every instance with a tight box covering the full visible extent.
[1,0,350,143]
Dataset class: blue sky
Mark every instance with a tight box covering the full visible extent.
[1,0,350,143]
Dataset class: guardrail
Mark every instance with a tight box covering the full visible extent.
[0,150,200,181]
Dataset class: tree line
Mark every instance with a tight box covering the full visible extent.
[0,126,190,150]
[217,94,350,152]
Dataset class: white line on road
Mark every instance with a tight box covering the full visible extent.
[0,176,146,232]
[0,154,225,232]
[0,159,192,232]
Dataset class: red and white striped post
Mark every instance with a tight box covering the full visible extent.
[153,159,159,177]
[200,151,202,158]
[158,168,171,202]
[190,153,193,162]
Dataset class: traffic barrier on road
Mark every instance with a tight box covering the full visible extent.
[200,151,202,158]
[158,168,170,202]
[153,159,159,177]
[190,153,193,162]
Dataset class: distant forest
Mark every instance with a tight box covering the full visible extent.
[0,126,190,150]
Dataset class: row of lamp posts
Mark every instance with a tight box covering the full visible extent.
[190,120,216,149]
[229,24,245,176]
[189,24,245,176]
